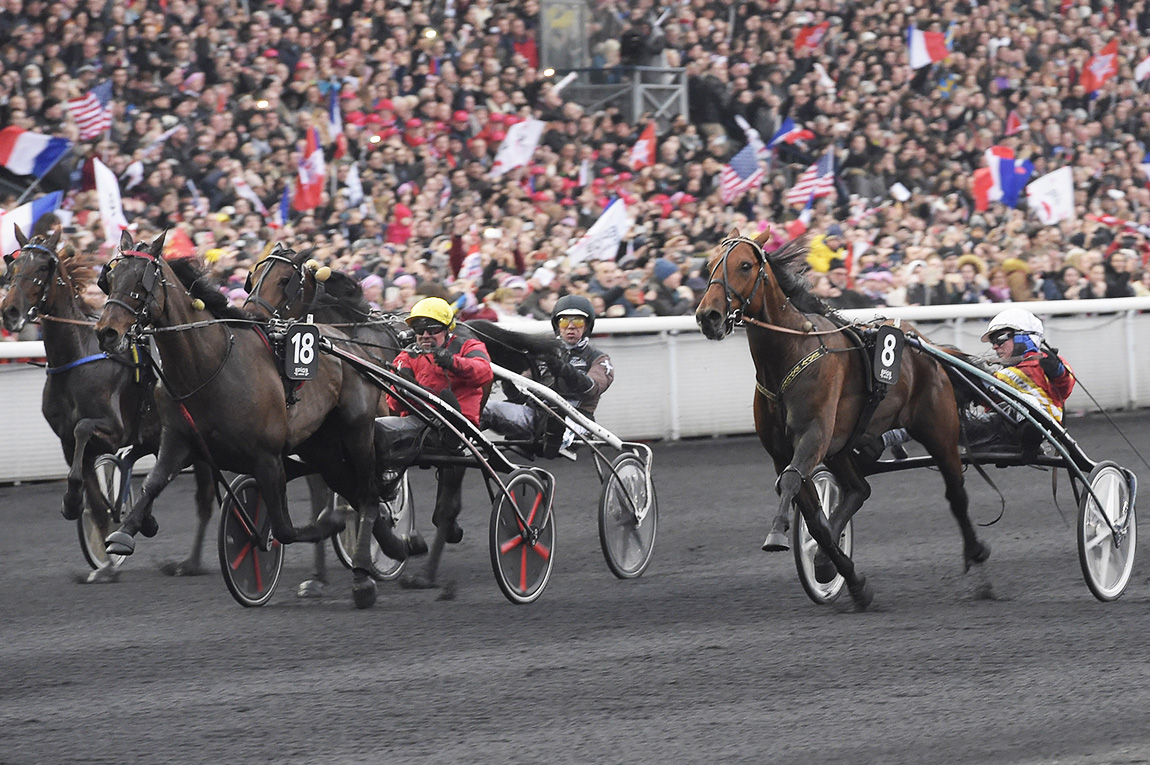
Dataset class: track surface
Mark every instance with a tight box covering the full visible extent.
[3,413,1150,764]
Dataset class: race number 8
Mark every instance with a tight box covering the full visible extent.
[873,325,904,385]
[881,333,897,367]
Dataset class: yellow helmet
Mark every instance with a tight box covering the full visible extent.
[406,296,456,330]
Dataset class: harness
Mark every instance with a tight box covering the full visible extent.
[243,251,311,318]
[253,323,305,406]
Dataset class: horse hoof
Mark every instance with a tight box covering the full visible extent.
[849,577,874,611]
[814,553,837,584]
[445,522,463,545]
[84,566,121,584]
[158,559,205,577]
[762,531,790,552]
[105,531,136,556]
[351,579,377,610]
[61,500,83,521]
[406,532,429,557]
[296,579,326,598]
[140,515,159,538]
[398,572,436,590]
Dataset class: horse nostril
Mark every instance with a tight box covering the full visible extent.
[96,327,118,351]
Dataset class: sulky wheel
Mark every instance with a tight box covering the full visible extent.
[489,468,556,604]
[218,475,283,607]
[78,454,131,571]
[598,453,658,579]
[331,474,414,581]
[792,468,853,605]
[1077,461,1136,602]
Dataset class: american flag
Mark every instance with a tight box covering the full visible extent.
[719,143,766,204]
[784,148,837,206]
[67,81,113,140]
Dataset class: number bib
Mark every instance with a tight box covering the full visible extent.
[285,324,319,380]
[873,325,904,386]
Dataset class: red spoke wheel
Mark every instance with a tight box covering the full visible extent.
[218,475,283,607]
[489,469,555,604]
[78,454,130,571]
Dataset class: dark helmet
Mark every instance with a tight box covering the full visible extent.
[551,294,595,334]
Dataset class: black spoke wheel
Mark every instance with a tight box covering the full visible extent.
[598,453,658,579]
[1078,461,1136,602]
[489,469,555,604]
[218,475,283,607]
[331,474,414,581]
[78,454,130,571]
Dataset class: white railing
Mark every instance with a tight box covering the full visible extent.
[4,297,1150,482]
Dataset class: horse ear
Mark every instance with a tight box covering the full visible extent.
[754,225,772,246]
[727,227,740,240]
[46,227,62,251]
[13,225,27,248]
[119,229,134,252]
[152,230,168,259]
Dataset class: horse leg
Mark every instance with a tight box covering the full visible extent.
[400,465,465,590]
[105,437,194,556]
[778,432,873,610]
[297,475,333,598]
[761,452,793,551]
[915,425,991,572]
[80,468,121,583]
[160,460,216,577]
[814,454,872,583]
[756,398,794,552]
[62,419,99,520]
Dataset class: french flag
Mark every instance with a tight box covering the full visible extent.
[329,86,346,160]
[292,127,325,211]
[972,146,1034,211]
[0,191,63,256]
[907,25,950,69]
[0,127,72,178]
[768,118,815,149]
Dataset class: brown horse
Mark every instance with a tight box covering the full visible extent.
[695,229,990,609]
[94,232,419,608]
[1,228,216,581]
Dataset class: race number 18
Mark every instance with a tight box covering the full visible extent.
[285,324,320,380]
[873,325,904,385]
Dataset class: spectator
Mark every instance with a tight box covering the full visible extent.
[646,258,692,316]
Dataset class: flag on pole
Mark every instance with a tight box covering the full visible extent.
[0,127,72,177]
[784,147,836,206]
[578,158,593,188]
[768,118,814,148]
[566,198,631,264]
[973,146,1034,210]
[273,184,291,228]
[232,176,270,218]
[66,81,114,141]
[907,24,950,69]
[93,157,129,244]
[1027,166,1075,225]
[1080,39,1119,93]
[628,122,656,171]
[345,161,363,206]
[293,127,325,211]
[329,85,347,160]
[719,143,766,205]
[490,118,545,178]
[0,191,62,255]
[1136,54,1150,82]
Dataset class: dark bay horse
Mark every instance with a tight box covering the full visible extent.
[1,228,215,581]
[242,243,413,594]
[695,228,989,609]
[94,232,418,608]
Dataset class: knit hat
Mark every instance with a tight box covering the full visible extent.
[653,258,678,282]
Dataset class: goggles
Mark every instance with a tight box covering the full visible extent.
[988,330,1014,347]
[410,319,448,335]
[557,316,587,329]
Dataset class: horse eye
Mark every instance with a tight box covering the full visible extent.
[739,261,753,272]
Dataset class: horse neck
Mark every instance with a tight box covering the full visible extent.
[39,272,100,367]
[753,265,805,331]
[148,268,231,380]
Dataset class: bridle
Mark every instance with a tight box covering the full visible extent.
[7,242,63,322]
[243,251,307,318]
[705,236,771,336]
[101,249,168,327]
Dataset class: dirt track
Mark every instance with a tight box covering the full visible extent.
[3,413,1150,765]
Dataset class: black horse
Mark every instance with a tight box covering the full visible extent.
[1,228,216,581]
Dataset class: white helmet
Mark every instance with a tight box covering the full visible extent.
[981,308,1044,342]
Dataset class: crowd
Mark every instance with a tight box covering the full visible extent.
[4,0,1150,332]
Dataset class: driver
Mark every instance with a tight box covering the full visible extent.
[483,294,614,442]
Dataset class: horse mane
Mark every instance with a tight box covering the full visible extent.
[55,245,101,291]
[278,246,375,320]
[463,319,563,372]
[167,257,252,321]
[762,235,836,318]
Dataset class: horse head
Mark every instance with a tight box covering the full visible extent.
[2,226,62,332]
[695,227,776,340]
[95,230,172,353]
[244,243,328,319]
